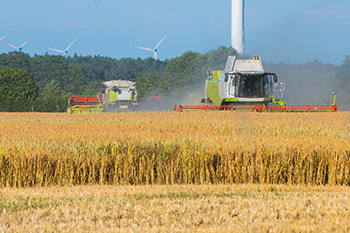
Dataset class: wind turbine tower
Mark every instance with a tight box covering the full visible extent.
[231,0,244,54]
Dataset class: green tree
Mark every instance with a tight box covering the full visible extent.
[0,67,37,112]
[203,46,238,70]
[0,52,31,73]
[63,64,90,94]
[136,73,169,96]
[35,80,68,112]
[164,51,205,97]
[31,54,68,95]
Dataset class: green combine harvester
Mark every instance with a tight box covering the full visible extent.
[202,56,286,107]
[68,80,138,113]
[178,56,338,112]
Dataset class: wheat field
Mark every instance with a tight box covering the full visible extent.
[0,111,350,231]
[0,112,349,187]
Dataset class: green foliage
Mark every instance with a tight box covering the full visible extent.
[0,67,37,112]
[136,73,169,96]
[35,80,68,112]
[160,46,239,97]
[163,51,205,97]
[63,64,90,95]
[30,54,68,94]
[68,55,167,82]
[203,46,238,70]
[0,52,31,73]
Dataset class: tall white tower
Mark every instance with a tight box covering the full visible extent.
[231,0,244,54]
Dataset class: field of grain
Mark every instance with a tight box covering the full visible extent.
[0,112,349,187]
[0,111,349,231]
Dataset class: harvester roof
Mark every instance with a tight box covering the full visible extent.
[102,80,136,90]
[233,71,276,76]
[233,56,264,72]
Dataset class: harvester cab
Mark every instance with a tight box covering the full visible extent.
[203,56,286,107]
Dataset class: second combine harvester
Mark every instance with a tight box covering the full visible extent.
[68,80,138,113]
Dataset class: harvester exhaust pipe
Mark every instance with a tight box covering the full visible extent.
[332,92,337,106]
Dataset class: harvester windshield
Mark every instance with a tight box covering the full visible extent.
[235,73,275,98]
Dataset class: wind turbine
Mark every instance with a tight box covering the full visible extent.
[49,38,77,57]
[3,36,35,51]
[136,35,167,60]
[0,36,6,41]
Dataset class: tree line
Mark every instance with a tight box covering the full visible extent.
[0,46,349,112]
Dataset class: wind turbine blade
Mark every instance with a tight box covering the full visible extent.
[0,36,6,41]
[154,35,167,50]
[65,38,77,51]
[19,36,34,49]
[49,48,65,53]
[3,41,19,50]
[154,51,158,60]
[136,46,154,52]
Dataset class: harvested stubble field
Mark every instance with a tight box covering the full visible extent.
[2,185,350,232]
[0,112,350,232]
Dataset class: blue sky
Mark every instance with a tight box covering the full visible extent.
[0,0,349,64]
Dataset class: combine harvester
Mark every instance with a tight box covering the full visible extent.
[178,56,338,113]
[68,79,162,113]
[68,80,138,113]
